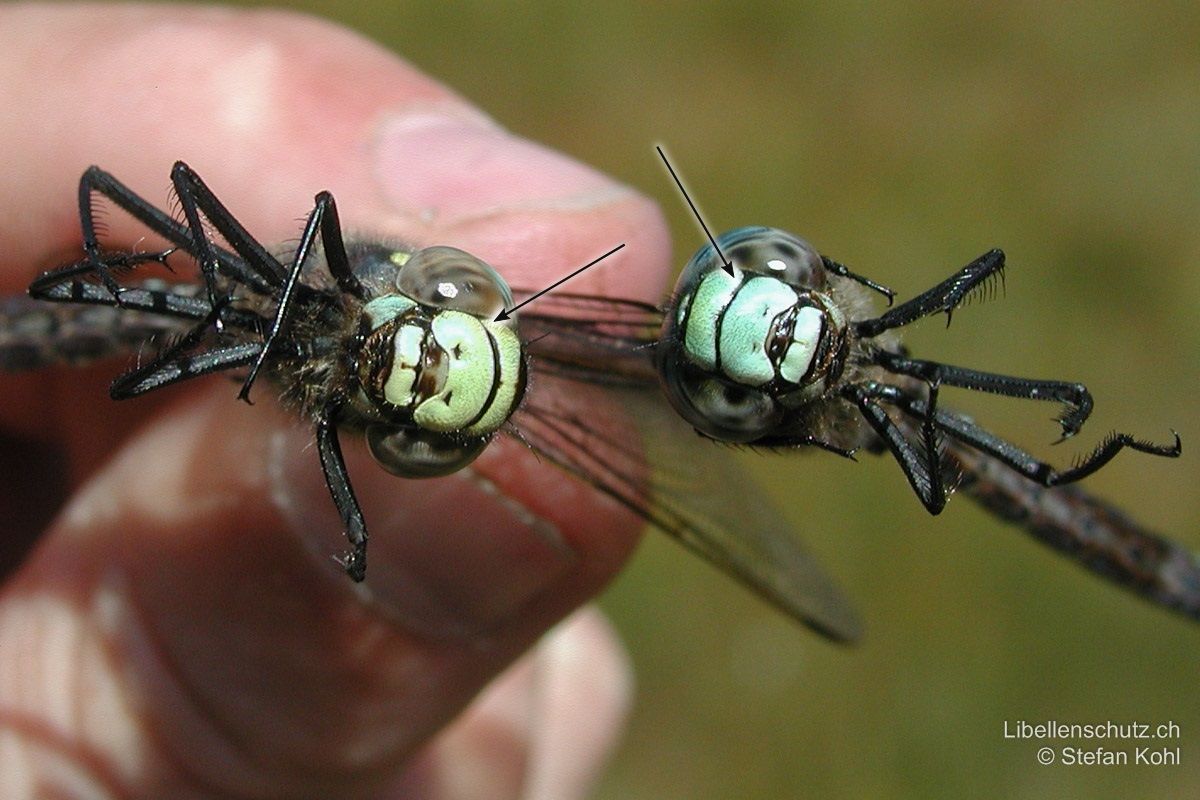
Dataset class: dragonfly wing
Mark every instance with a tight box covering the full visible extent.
[512,368,862,643]
[516,290,663,387]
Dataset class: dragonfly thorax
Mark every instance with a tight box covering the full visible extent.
[350,246,526,477]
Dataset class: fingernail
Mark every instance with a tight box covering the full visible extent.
[374,104,632,223]
[269,423,577,639]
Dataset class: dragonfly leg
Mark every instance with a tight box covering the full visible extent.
[76,167,189,301]
[873,349,1093,440]
[236,191,360,403]
[1045,431,1182,485]
[755,432,860,460]
[885,391,1182,487]
[111,340,262,398]
[76,165,280,300]
[854,248,1005,338]
[843,382,949,513]
[311,191,366,300]
[316,403,369,582]
[30,248,173,298]
[30,265,275,342]
[819,256,895,305]
[921,381,952,501]
[109,297,262,399]
[169,161,286,301]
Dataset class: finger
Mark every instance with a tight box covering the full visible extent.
[518,607,633,800]
[387,607,633,800]
[0,0,670,561]
[0,5,667,797]
[1,3,669,438]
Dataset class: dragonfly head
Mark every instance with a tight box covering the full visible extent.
[353,246,527,477]
[657,227,849,443]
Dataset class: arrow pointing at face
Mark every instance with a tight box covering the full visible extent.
[656,145,734,276]
[495,243,626,321]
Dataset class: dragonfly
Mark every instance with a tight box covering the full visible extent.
[3,163,1194,642]
[652,226,1194,620]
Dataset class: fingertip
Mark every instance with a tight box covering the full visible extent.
[369,105,672,303]
[388,607,632,800]
[522,607,633,800]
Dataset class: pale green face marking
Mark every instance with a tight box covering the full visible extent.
[674,286,693,327]
[682,268,739,371]
[363,295,417,330]
[413,310,494,433]
[407,311,522,436]
[715,276,798,386]
[381,323,425,407]
[469,323,522,435]
[779,305,823,383]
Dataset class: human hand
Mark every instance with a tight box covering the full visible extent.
[0,5,671,798]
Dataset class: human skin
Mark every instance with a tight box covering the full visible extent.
[0,4,672,798]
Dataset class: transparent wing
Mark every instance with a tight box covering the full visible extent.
[515,290,663,385]
[514,293,862,642]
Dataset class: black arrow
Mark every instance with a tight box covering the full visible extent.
[656,145,734,276]
[495,243,626,321]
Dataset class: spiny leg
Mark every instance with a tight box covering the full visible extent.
[819,256,896,304]
[31,249,172,299]
[108,298,261,398]
[879,386,1182,486]
[236,190,364,402]
[316,403,369,581]
[921,381,953,500]
[753,432,861,460]
[111,341,262,398]
[842,382,948,513]
[76,168,183,300]
[31,268,268,334]
[75,166,275,299]
[855,248,1005,338]
[1046,432,1182,484]
[169,161,286,304]
[312,191,365,300]
[872,349,1093,440]
[237,191,343,402]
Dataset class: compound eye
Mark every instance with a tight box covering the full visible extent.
[396,246,515,326]
[671,372,783,443]
[366,424,490,478]
[684,226,826,291]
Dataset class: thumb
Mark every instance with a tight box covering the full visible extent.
[0,6,668,798]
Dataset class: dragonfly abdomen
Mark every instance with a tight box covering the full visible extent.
[948,439,1200,620]
[0,293,188,371]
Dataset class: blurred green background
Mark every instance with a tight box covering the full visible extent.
[196,2,1199,797]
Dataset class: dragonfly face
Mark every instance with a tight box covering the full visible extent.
[659,224,1182,479]
[347,244,527,478]
[659,227,857,444]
